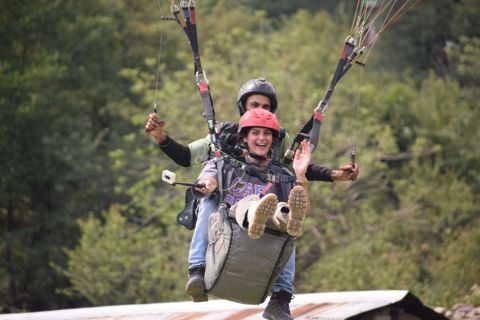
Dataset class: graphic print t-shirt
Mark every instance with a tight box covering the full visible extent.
[197,158,282,206]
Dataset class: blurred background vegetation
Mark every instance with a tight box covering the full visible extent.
[1,0,479,313]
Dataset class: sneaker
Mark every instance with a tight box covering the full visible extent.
[185,266,208,302]
[248,193,278,239]
[263,290,293,320]
[286,186,309,237]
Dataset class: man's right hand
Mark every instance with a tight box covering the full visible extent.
[145,113,167,144]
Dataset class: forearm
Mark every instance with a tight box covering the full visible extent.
[158,136,191,167]
[305,163,333,182]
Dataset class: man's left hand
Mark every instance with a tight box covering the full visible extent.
[331,163,359,181]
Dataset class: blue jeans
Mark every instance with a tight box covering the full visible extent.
[188,197,217,268]
[188,196,295,294]
[272,246,295,294]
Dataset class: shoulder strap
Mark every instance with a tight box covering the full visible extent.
[266,161,296,184]
[214,157,225,199]
[214,157,244,203]
[271,128,286,165]
[267,164,296,202]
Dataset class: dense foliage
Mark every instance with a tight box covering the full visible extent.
[1,0,479,313]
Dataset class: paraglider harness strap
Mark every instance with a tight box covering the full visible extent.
[164,1,220,151]
[214,157,228,200]
[283,36,358,164]
[270,128,286,166]
[265,173,296,184]
[216,158,225,199]
[261,169,296,196]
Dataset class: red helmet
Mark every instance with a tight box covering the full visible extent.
[238,109,280,137]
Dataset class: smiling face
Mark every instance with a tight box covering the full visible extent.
[244,127,273,158]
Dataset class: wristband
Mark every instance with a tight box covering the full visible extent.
[156,136,171,148]
[296,180,308,188]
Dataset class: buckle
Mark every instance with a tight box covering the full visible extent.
[266,174,279,183]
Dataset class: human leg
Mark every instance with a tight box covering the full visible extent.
[264,248,295,320]
[186,196,218,302]
[188,196,218,268]
[271,247,295,294]
[229,194,259,228]
[247,194,278,239]
[269,202,289,232]
[229,193,278,239]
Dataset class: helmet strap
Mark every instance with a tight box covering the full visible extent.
[247,151,268,161]
[247,148,273,162]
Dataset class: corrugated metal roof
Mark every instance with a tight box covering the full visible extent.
[0,290,447,320]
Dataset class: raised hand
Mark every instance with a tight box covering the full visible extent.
[293,139,311,182]
[145,113,167,144]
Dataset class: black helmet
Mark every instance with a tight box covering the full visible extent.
[236,77,278,116]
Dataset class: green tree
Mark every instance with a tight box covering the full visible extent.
[2,0,479,312]
[60,205,189,304]
[0,0,164,311]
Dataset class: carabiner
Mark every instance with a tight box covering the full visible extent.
[195,70,209,86]
[170,0,179,14]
